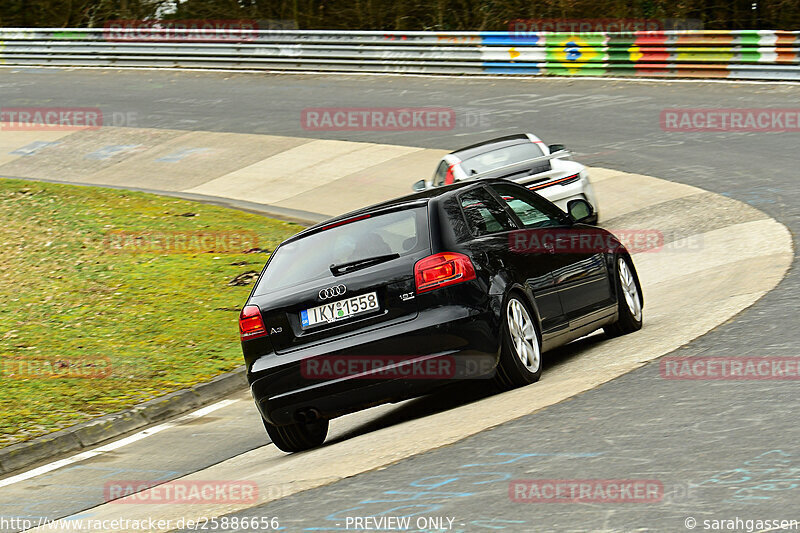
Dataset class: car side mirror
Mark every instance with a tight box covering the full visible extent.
[548,143,566,153]
[412,179,427,192]
[567,199,595,224]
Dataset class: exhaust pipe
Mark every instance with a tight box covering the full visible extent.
[295,408,321,423]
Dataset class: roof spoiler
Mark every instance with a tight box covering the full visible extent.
[468,149,572,180]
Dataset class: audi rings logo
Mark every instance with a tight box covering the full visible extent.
[319,284,347,300]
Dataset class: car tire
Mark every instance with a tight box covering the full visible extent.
[604,255,643,337]
[263,418,329,453]
[494,293,543,390]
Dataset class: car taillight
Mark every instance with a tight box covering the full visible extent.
[239,305,267,340]
[414,252,476,293]
[444,163,457,185]
[528,173,580,191]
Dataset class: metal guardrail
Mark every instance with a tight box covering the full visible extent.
[1,28,799,80]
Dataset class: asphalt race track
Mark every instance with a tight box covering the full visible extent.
[0,69,798,532]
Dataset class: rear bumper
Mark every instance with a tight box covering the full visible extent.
[538,174,599,221]
[249,306,501,426]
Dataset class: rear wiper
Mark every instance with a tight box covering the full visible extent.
[330,253,400,276]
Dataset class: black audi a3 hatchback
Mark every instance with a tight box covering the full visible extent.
[240,179,643,452]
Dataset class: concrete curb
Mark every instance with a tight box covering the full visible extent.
[0,366,247,476]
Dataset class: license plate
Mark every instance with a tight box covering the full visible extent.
[300,292,379,328]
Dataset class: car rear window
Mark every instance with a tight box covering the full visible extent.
[254,207,429,294]
[460,143,545,176]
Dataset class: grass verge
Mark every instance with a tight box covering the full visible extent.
[0,178,303,447]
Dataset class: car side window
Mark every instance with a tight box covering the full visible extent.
[433,161,448,187]
[490,183,568,228]
[459,187,516,237]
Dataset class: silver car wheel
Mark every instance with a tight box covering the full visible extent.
[506,298,541,373]
[618,258,642,321]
